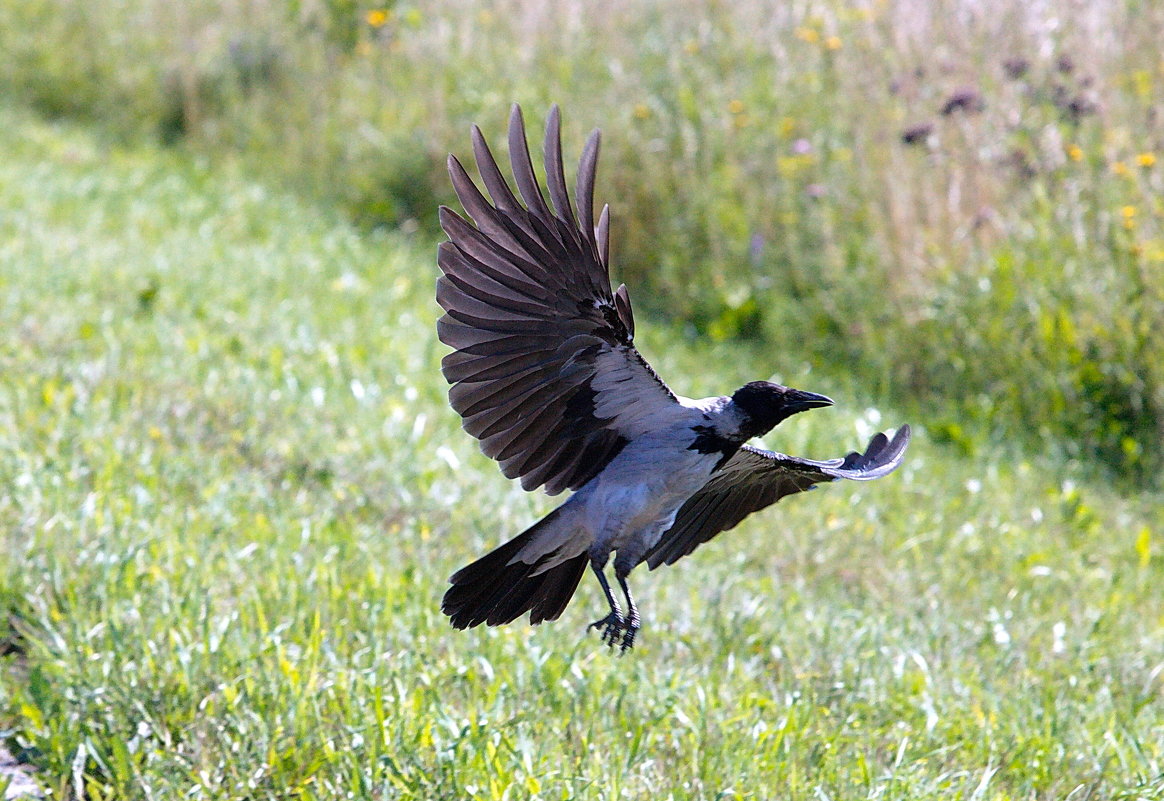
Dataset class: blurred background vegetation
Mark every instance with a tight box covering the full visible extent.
[3,3,1164,795]
[2,0,1160,486]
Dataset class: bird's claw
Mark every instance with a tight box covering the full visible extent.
[589,612,639,652]
[589,612,623,647]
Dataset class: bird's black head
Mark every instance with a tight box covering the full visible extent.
[730,380,834,437]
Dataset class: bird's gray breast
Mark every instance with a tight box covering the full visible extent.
[583,428,724,552]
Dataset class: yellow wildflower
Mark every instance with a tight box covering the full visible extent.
[1112,161,1129,176]
[1122,205,1137,229]
[1137,152,1157,167]
[825,36,842,51]
[1066,144,1083,162]
[777,156,801,177]
[795,27,820,44]
[633,103,650,120]
[366,9,389,27]
[1131,69,1152,100]
[728,99,745,115]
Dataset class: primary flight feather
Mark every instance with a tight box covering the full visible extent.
[437,104,910,651]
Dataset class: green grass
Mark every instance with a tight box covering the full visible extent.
[1,105,1164,799]
[1,0,1162,482]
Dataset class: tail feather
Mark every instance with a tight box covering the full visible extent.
[443,508,587,629]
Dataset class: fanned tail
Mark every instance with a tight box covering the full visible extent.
[442,508,588,629]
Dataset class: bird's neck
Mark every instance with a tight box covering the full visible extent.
[717,399,774,441]
[686,400,769,470]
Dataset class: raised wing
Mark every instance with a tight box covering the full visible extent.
[645,425,911,568]
[437,105,678,495]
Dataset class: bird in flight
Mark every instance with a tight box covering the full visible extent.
[436,105,910,651]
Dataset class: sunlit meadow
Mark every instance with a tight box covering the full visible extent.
[1,0,1161,480]
[1,1,1163,798]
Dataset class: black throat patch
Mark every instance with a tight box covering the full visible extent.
[688,424,740,471]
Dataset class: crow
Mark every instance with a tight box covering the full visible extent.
[436,105,911,651]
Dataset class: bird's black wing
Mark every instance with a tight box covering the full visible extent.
[645,425,911,568]
[437,104,678,495]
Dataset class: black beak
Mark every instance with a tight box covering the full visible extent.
[786,389,834,413]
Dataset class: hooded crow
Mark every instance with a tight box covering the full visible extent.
[437,105,911,651]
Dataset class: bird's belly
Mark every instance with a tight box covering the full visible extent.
[582,442,720,550]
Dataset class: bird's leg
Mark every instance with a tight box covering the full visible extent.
[587,559,624,647]
[615,571,639,652]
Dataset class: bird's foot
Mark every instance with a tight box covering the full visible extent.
[589,612,639,652]
[589,612,623,648]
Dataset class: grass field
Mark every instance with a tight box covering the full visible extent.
[1,99,1163,799]
[3,0,1163,483]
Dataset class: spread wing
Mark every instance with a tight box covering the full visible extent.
[645,425,911,568]
[437,104,678,495]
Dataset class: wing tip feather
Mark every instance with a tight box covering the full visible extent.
[437,105,678,494]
